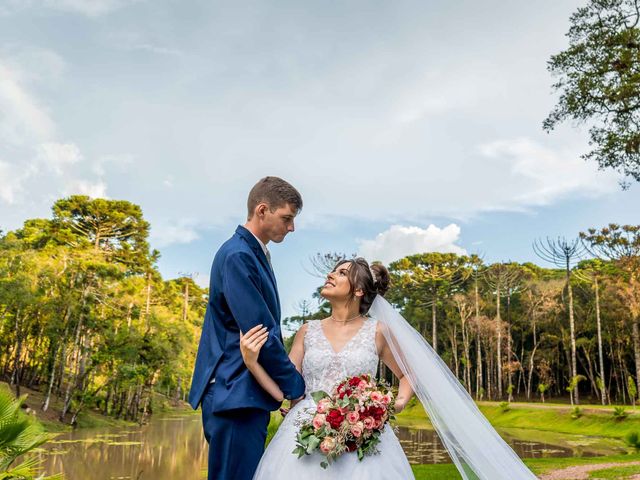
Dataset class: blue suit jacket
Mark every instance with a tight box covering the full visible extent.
[188,226,305,412]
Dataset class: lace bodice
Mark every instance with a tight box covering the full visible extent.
[301,319,379,395]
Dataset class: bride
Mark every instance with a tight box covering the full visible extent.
[240,258,536,480]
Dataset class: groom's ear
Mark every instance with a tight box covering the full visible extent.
[255,203,268,218]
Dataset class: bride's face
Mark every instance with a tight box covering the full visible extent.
[320,262,363,301]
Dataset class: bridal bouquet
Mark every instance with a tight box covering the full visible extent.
[293,374,395,468]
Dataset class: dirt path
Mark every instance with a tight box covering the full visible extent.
[538,461,640,479]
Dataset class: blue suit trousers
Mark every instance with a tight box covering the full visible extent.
[201,384,270,480]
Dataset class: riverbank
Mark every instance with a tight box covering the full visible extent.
[397,400,640,478]
[396,399,640,439]
[0,381,193,432]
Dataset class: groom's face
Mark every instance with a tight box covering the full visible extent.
[262,203,297,243]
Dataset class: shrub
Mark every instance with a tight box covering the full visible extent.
[498,401,510,413]
[0,386,62,479]
[625,431,640,449]
[570,406,582,419]
[614,406,629,420]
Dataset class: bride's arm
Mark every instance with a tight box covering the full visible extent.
[376,323,414,413]
[240,325,285,402]
[240,324,308,403]
[284,323,307,408]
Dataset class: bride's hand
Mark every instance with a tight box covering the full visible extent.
[239,324,268,367]
[394,398,408,414]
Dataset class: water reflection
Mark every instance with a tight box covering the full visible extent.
[38,415,620,478]
[40,415,207,480]
[396,426,618,465]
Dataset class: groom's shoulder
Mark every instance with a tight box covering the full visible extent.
[214,231,254,264]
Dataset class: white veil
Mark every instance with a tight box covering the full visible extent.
[370,295,536,480]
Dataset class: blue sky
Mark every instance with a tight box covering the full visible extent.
[1,0,639,318]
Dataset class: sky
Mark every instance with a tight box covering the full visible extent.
[1,0,639,318]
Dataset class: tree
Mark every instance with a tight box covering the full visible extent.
[581,224,640,404]
[534,237,586,404]
[545,0,640,184]
[483,262,525,400]
[52,195,151,272]
[574,258,612,404]
[389,253,471,353]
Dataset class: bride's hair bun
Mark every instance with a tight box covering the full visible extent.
[370,262,390,297]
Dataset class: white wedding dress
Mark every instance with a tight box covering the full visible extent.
[253,319,415,480]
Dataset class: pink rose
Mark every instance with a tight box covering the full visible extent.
[316,399,331,414]
[346,411,360,424]
[350,423,363,438]
[363,417,375,430]
[374,418,383,429]
[312,414,326,430]
[320,436,336,454]
[381,393,392,405]
[370,391,383,403]
[357,380,369,390]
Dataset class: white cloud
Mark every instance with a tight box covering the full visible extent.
[0,61,55,146]
[1,45,66,85]
[37,142,82,175]
[63,179,108,198]
[150,219,201,248]
[105,31,183,56]
[41,0,139,16]
[92,153,134,176]
[358,224,467,265]
[0,161,20,204]
[478,137,619,207]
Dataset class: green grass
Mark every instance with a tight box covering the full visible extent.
[588,464,640,479]
[396,400,640,439]
[410,454,640,479]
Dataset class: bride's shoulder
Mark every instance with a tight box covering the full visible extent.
[294,320,314,337]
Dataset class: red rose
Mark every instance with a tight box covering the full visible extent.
[371,407,385,421]
[349,376,361,387]
[326,409,345,429]
[345,440,357,452]
[363,406,385,422]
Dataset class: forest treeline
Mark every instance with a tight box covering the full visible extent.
[286,227,640,407]
[1,196,639,427]
[0,196,206,425]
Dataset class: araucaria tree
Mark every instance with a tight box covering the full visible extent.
[545,0,640,184]
[0,196,207,425]
[533,237,586,404]
[581,224,640,404]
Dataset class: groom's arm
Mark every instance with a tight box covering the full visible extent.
[222,252,305,400]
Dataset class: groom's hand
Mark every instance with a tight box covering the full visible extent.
[239,324,269,367]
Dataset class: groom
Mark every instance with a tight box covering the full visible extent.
[189,176,306,480]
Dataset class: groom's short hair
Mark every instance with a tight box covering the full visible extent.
[247,176,303,219]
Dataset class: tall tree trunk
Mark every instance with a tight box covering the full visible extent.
[431,295,437,353]
[145,272,152,331]
[506,291,513,402]
[11,308,23,398]
[60,307,86,422]
[567,261,579,405]
[595,277,607,405]
[182,281,189,322]
[632,317,640,405]
[496,286,503,399]
[474,279,483,399]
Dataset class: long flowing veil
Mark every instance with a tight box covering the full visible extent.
[370,295,537,480]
